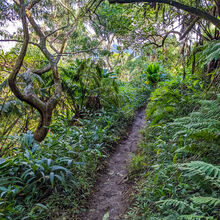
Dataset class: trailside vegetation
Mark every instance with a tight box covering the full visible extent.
[0,55,150,219]
[127,54,220,220]
[0,0,220,219]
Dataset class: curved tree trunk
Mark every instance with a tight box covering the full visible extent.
[34,108,53,142]
[9,0,62,142]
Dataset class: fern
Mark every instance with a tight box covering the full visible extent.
[177,161,220,187]
[191,196,220,207]
[156,199,196,214]
[146,78,202,125]
[199,40,220,65]
[179,214,214,220]
[130,87,220,219]
[165,94,220,160]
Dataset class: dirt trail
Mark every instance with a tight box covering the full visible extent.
[80,109,146,220]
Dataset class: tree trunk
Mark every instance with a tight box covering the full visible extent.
[34,108,53,142]
[8,0,62,142]
[215,0,220,16]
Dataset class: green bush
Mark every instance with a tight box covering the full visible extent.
[0,71,149,219]
[143,63,170,87]
[127,78,220,219]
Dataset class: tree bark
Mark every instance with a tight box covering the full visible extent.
[34,107,53,142]
[109,0,220,29]
[215,0,220,16]
[8,0,62,142]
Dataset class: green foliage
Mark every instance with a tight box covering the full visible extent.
[177,161,220,186]
[156,199,196,214]
[0,132,73,219]
[127,76,220,219]
[60,58,121,117]
[0,100,23,117]
[191,196,220,207]
[146,76,201,125]
[178,214,214,220]
[93,1,132,37]
[170,94,220,160]
[2,1,220,219]
[0,69,149,219]
[144,63,160,85]
[142,62,170,87]
[198,40,220,65]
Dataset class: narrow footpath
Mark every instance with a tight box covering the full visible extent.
[81,108,146,220]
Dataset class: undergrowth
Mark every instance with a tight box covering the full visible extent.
[127,76,220,220]
[0,74,150,219]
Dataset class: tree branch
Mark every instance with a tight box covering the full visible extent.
[32,64,51,75]
[8,0,62,142]
[9,1,46,115]
[0,39,39,47]
[57,47,101,56]
[27,0,42,10]
[57,0,76,19]
[45,25,68,38]
[180,17,200,40]
[25,8,45,39]
[9,0,30,103]
[109,0,220,29]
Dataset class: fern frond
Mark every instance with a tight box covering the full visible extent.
[191,196,220,207]
[179,214,214,220]
[177,161,220,186]
[156,199,195,214]
[198,40,220,65]
[168,95,220,146]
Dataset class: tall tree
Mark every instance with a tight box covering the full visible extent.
[0,0,100,142]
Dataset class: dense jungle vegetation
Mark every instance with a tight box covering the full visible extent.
[0,0,220,219]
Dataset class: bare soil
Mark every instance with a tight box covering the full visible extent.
[79,109,146,220]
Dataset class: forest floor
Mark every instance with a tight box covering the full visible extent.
[79,108,146,220]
